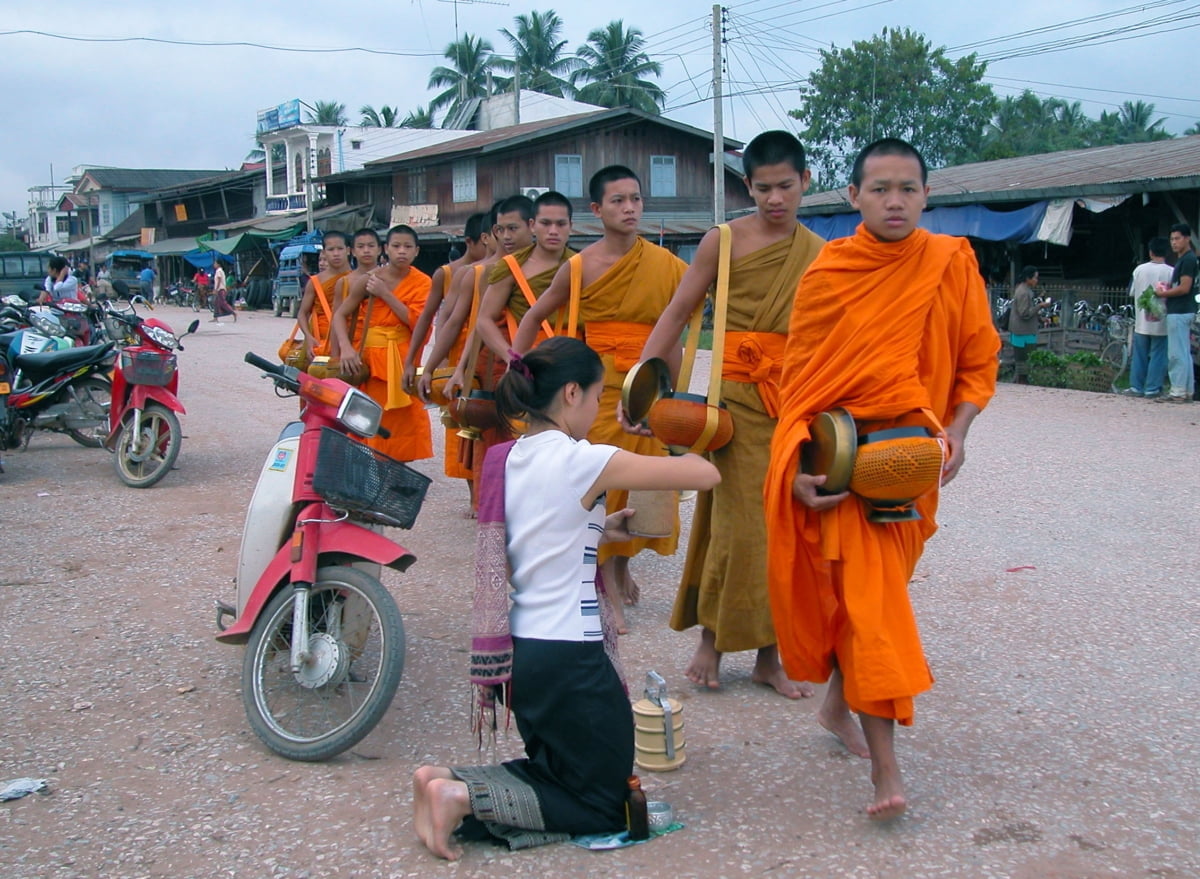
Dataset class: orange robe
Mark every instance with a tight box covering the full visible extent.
[437,264,474,481]
[670,226,825,652]
[565,238,687,563]
[361,269,433,462]
[309,272,348,356]
[488,244,575,340]
[764,225,999,724]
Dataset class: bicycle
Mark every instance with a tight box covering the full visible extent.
[1100,310,1135,391]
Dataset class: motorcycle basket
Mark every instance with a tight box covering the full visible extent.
[311,427,431,529]
[120,350,177,386]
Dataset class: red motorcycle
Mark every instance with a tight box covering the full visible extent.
[105,305,199,487]
[215,353,428,761]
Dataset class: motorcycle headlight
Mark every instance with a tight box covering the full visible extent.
[145,325,178,350]
[337,388,383,437]
[30,312,60,336]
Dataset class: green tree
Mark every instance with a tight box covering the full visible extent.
[359,105,401,127]
[0,234,26,251]
[789,28,996,184]
[495,10,578,98]
[1184,121,1200,136]
[428,34,500,116]
[305,100,348,126]
[1115,100,1171,142]
[400,105,435,129]
[570,21,665,114]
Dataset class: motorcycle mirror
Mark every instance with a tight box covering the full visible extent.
[186,319,200,335]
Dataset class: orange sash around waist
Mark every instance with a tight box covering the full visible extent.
[721,330,786,417]
[364,325,413,410]
[584,320,652,373]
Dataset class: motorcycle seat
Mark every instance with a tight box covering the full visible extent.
[16,342,116,380]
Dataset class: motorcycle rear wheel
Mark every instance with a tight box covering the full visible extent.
[113,402,181,487]
[242,566,405,762]
[65,375,113,448]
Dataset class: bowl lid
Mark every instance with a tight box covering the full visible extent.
[801,408,857,494]
[622,357,671,425]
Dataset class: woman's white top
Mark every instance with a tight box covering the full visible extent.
[505,430,617,642]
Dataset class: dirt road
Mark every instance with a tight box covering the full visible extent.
[1,306,1196,877]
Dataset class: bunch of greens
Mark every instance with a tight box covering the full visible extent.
[1137,285,1165,318]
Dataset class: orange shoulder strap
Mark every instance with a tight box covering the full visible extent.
[503,254,556,340]
[566,254,583,339]
[311,277,333,321]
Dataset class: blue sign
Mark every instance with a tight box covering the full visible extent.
[257,99,302,134]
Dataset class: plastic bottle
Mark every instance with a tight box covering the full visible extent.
[626,775,649,840]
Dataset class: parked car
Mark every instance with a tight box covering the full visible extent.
[0,251,53,300]
[272,244,320,317]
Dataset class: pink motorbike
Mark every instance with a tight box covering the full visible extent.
[215,353,429,761]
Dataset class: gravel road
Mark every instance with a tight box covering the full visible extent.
[1,305,1197,878]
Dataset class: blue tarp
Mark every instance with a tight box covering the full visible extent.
[182,249,234,269]
[108,249,155,261]
[800,201,1050,244]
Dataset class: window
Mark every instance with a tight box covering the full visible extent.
[554,154,583,198]
[56,216,70,233]
[452,159,477,203]
[316,148,332,177]
[293,152,306,187]
[408,167,427,204]
[351,140,362,150]
[650,155,677,198]
[101,203,111,228]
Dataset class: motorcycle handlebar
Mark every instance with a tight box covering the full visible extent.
[245,352,302,392]
[245,351,283,374]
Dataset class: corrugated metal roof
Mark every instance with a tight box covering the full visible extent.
[82,168,227,192]
[800,135,1200,214]
[409,215,715,243]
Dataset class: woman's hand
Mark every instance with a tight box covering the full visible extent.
[601,508,634,544]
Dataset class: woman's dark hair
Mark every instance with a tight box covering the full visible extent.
[48,256,69,273]
[496,337,604,434]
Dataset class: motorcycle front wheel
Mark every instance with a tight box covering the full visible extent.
[65,375,113,448]
[113,402,181,487]
[242,566,405,762]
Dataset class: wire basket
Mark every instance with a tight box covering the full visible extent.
[120,350,176,386]
[311,427,431,529]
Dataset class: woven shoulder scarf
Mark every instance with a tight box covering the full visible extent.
[469,438,626,744]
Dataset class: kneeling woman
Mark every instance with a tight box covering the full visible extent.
[413,337,719,860]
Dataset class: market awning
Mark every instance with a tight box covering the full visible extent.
[142,237,200,256]
[200,233,271,255]
[58,237,94,252]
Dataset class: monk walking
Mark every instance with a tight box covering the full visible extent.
[764,139,999,819]
[513,166,686,631]
[332,225,433,463]
[297,230,351,360]
[639,131,823,697]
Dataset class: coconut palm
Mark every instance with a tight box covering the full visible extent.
[400,105,435,129]
[494,10,578,98]
[428,34,500,115]
[571,21,664,114]
[1117,100,1170,142]
[359,105,401,127]
[305,100,348,126]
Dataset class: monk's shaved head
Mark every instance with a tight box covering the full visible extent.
[850,138,927,188]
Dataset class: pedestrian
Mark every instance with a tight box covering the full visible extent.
[139,262,156,304]
[1158,223,1197,402]
[1126,237,1173,397]
[411,337,719,861]
[40,256,79,304]
[513,167,688,632]
[1008,266,1048,384]
[638,130,824,697]
[764,138,999,820]
[211,260,236,322]
[192,266,211,310]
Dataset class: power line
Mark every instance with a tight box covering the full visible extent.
[0,28,446,57]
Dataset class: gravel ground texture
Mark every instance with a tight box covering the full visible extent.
[1,305,1197,878]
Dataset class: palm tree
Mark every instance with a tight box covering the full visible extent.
[400,105,435,129]
[1117,100,1170,142]
[359,105,401,127]
[494,10,578,98]
[305,100,348,126]
[571,21,665,114]
[428,34,500,116]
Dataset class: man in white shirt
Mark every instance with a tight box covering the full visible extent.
[1126,237,1174,397]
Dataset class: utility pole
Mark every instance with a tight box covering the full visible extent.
[712,5,725,226]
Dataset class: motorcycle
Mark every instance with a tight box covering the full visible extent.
[104,304,199,488]
[215,352,429,761]
[0,337,114,451]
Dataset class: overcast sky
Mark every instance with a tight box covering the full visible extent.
[3,0,1198,219]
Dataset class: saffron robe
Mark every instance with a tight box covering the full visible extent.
[438,264,474,480]
[488,244,575,337]
[361,269,434,462]
[670,226,825,652]
[764,225,998,724]
[568,238,687,562]
[309,272,348,356]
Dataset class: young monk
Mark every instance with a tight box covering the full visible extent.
[325,228,383,360]
[637,131,824,698]
[763,138,999,820]
[513,167,687,632]
[412,337,719,861]
[332,225,433,463]
[297,230,351,360]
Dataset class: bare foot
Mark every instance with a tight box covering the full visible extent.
[685,628,722,689]
[752,646,814,699]
[412,766,454,849]
[621,561,640,606]
[818,671,870,757]
[461,508,477,520]
[607,590,629,634]
[425,777,471,860]
[867,791,907,821]
[861,713,906,820]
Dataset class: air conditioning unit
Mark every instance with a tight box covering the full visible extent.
[522,186,550,199]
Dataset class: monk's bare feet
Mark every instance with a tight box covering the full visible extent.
[462,508,477,520]
[607,591,629,634]
[751,646,814,699]
[860,713,906,820]
[685,628,722,689]
[620,559,640,606]
[867,769,907,821]
[424,777,471,860]
[818,703,870,758]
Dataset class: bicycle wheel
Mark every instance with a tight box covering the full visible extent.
[242,566,405,762]
[1101,340,1127,369]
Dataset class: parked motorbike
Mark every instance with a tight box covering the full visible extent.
[104,305,199,487]
[215,353,429,761]
[0,338,114,450]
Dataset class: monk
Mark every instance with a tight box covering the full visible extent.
[332,224,433,463]
[297,230,351,360]
[402,212,489,499]
[513,166,686,631]
[637,131,824,697]
[764,138,999,820]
